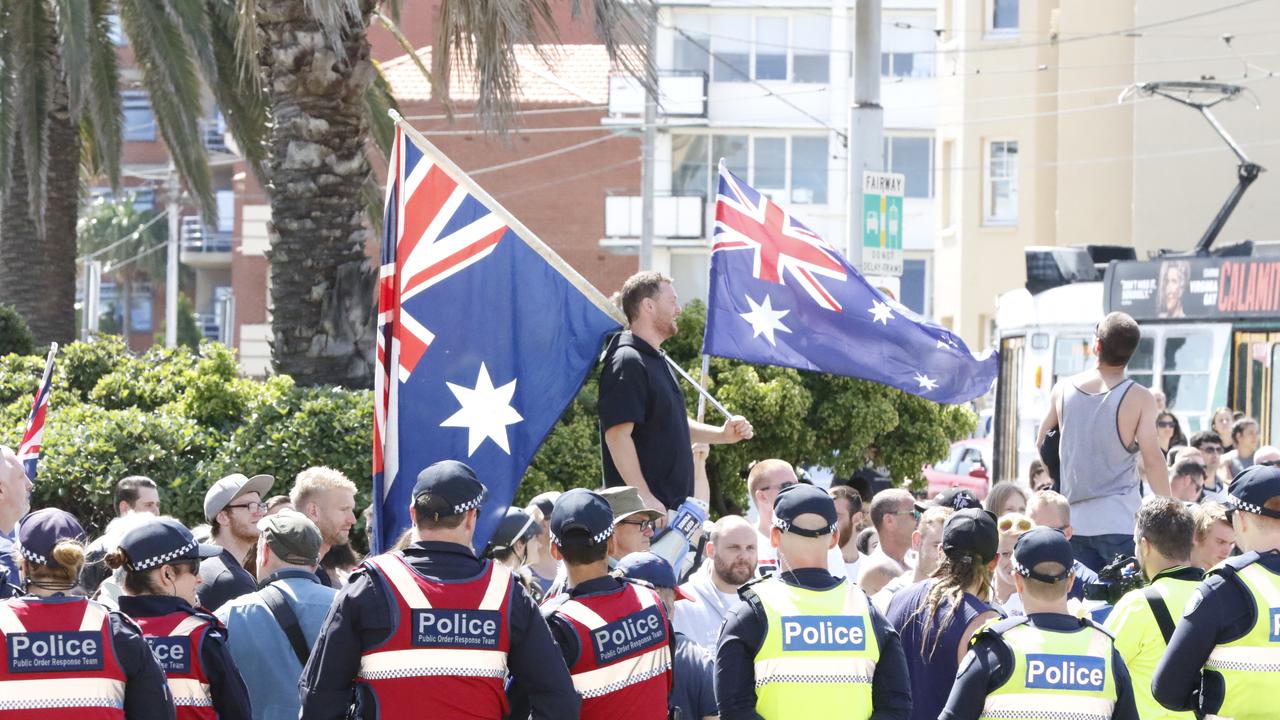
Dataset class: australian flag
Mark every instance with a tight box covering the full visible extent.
[704,162,997,404]
[373,122,622,553]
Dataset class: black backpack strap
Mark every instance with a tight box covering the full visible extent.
[1143,585,1177,645]
[261,584,311,666]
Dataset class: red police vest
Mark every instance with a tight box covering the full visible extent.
[358,553,514,719]
[134,610,217,720]
[552,581,673,720]
[0,596,127,719]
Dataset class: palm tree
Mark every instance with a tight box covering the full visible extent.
[77,197,168,349]
[255,0,653,388]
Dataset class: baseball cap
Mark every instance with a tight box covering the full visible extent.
[916,488,984,513]
[941,508,999,563]
[16,508,86,569]
[772,484,837,537]
[616,552,691,601]
[1011,526,1074,583]
[204,473,275,521]
[257,509,323,566]
[488,507,539,552]
[528,491,561,519]
[599,486,663,523]
[1227,465,1280,519]
[550,488,614,546]
[118,517,222,571]
[412,461,486,521]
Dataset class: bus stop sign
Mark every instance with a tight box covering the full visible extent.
[862,171,904,276]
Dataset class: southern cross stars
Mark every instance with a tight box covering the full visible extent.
[440,362,524,455]
[868,300,895,325]
[914,373,938,392]
[739,294,792,346]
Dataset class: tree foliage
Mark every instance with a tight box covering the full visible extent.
[0,305,34,357]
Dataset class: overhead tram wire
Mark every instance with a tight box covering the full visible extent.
[76,210,169,262]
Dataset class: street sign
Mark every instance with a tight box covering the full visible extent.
[861,171,904,276]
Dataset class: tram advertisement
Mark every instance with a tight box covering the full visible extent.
[1104,256,1280,320]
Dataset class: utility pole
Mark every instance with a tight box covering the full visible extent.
[165,166,179,348]
[848,0,884,265]
[82,260,101,341]
[639,5,659,271]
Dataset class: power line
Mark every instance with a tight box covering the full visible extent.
[497,157,642,199]
[401,104,609,122]
[469,133,625,176]
[77,210,169,262]
[103,237,169,274]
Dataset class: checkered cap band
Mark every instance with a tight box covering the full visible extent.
[18,547,47,566]
[1228,495,1262,514]
[772,516,836,536]
[550,525,614,546]
[453,493,485,516]
[128,539,197,571]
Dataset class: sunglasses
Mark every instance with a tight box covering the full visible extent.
[998,516,1033,533]
[1200,446,1223,454]
[1259,460,1280,468]
[1157,420,1177,428]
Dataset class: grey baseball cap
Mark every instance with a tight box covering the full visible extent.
[204,473,275,521]
[257,509,322,566]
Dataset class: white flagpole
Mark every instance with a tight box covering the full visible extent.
[696,354,710,423]
[664,353,731,419]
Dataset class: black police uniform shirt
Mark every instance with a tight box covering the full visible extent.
[939,612,1139,720]
[10,592,176,720]
[714,568,914,720]
[598,332,695,511]
[118,594,254,720]
[1152,549,1280,715]
[197,548,258,612]
[299,540,579,720]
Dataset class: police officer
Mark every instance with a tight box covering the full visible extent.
[106,516,253,719]
[716,483,912,720]
[940,526,1138,720]
[0,508,174,719]
[1152,465,1280,719]
[299,460,578,720]
[483,506,544,602]
[540,488,674,720]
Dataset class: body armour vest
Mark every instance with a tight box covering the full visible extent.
[135,610,217,720]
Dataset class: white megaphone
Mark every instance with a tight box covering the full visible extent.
[649,496,709,579]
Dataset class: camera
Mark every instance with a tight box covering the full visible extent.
[1083,555,1145,605]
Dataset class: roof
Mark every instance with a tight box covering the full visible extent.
[380,44,617,105]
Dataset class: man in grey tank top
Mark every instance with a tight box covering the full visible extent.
[1037,312,1171,573]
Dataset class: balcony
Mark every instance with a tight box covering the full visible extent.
[202,115,229,153]
[602,193,706,247]
[605,71,708,123]
[179,215,232,269]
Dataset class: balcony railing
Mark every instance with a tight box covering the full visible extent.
[604,193,705,239]
[181,216,232,253]
[202,116,228,153]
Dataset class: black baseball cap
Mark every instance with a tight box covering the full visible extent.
[412,461,486,520]
[1011,526,1074,583]
[16,509,86,569]
[772,484,837,537]
[550,488,614,546]
[942,508,999,563]
[916,488,984,513]
[488,507,539,552]
[118,517,222,571]
[1227,465,1280,519]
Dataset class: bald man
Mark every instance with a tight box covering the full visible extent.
[0,446,33,594]
[675,515,758,651]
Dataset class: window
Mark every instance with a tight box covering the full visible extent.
[107,13,127,46]
[671,134,710,196]
[713,135,749,179]
[1161,333,1213,413]
[1126,337,1157,391]
[985,140,1017,224]
[790,136,828,204]
[885,136,933,198]
[130,189,156,213]
[991,0,1019,32]
[792,17,830,83]
[902,259,928,315]
[712,15,751,82]
[1053,335,1094,386]
[941,139,956,228]
[753,137,786,193]
[673,14,711,76]
[754,17,788,80]
[122,91,156,142]
[882,20,935,78]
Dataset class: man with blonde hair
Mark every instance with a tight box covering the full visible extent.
[1026,489,1099,600]
[290,466,357,587]
[747,459,844,577]
[1190,501,1235,570]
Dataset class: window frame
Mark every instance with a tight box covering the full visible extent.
[677,12,831,84]
[669,131,831,206]
[122,90,157,142]
[884,135,935,199]
[987,0,1020,37]
[983,139,1018,226]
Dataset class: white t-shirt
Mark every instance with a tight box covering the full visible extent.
[755,529,847,578]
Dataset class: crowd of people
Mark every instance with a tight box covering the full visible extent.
[0,274,1278,720]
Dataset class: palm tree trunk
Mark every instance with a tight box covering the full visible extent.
[256,0,377,388]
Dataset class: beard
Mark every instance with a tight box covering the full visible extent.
[838,521,854,548]
[714,555,754,587]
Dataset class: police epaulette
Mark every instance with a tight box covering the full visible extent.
[110,607,145,636]
[976,615,1029,642]
[1209,551,1260,580]
[540,592,570,619]
[737,574,770,600]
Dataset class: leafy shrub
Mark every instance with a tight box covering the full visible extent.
[0,305,34,357]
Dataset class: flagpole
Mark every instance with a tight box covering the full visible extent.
[33,343,57,403]
[387,110,626,326]
[695,355,710,423]
[664,353,732,419]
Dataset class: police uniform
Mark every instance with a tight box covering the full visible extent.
[541,488,675,720]
[484,506,545,603]
[114,517,252,720]
[715,484,912,720]
[1152,466,1280,719]
[0,508,174,720]
[299,460,578,720]
[941,526,1138,720]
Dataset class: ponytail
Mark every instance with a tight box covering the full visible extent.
[908,551,994,661]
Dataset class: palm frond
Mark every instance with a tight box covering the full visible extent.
[52,0,92,116]
[363,60,398,159]
[372,11,431,88]
[118,0,215,223]
[9,0,54,232]
[203,0,268,183]
[302,0,365,59]
[167,0,216,82]
[583,0,655,93]
[82,0,122,190]
[229,0,260,83]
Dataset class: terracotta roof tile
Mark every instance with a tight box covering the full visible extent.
[381,44,618,105]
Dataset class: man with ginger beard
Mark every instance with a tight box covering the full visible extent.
[830,485,866,580]
[674,515,758,651]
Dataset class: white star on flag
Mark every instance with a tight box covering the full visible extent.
[936,340,952,351]
[440,362,524,455]
[914,373,938,392]
[739,294,792,346]
[868,300,895,325]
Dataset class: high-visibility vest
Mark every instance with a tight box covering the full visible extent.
[552,580,673,720]
[1104,572,1201,720]
[358,553,513,719]
[1204,560,1280,720]
[0,596,127,719]
[135,610,217,720]
[748,576,879,720]
[979,615,1118,720]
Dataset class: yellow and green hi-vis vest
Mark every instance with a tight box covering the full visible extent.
[979,615,1117,720]
[1204,561,1280,720]
[748,575,880,720]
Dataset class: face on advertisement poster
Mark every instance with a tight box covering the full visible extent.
[1158,260,1190,318]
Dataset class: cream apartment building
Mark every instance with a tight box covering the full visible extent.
[935,0,1280,349]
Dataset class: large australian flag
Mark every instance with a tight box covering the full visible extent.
[373,120,623,553]
[704,162,997,405]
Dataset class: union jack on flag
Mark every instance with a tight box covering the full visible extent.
[372,120,621,553]
[713,162,848,312]
[18,344,57,480]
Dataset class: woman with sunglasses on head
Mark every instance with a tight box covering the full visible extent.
[106,517,252,720]
[993,513,1034,613]
[1156,411,1188,458]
